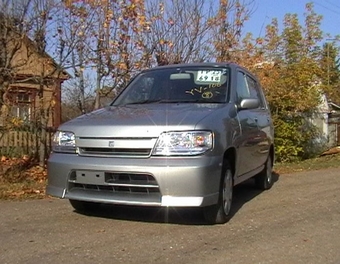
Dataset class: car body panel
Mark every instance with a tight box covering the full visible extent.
[47,153,222,207]
[59,103,226,138]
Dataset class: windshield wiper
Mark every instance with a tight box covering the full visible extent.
[161,100,223,104]
[125,99,166,105]
[123,99,224,105]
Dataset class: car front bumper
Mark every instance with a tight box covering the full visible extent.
[46,153,223,207]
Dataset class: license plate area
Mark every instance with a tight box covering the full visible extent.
[75,170,105,185]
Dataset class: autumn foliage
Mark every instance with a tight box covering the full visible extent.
[0,156,47,199]
[230,3,339,161]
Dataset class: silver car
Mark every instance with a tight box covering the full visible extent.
[47,63,274,224]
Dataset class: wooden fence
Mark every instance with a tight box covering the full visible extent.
[0,130,53,157]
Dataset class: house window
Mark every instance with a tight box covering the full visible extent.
[10,92,34,121]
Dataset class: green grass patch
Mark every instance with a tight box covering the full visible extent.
[274,153,340,174]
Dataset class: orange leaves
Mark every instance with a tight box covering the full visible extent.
[219,0,228,8]
[117,62,128,71]
[0,156,47,199]
[213,0,253,62]
[137,15,147,27]
[158,39,173,48]
[256,37,263,45]
[10,117,23,128]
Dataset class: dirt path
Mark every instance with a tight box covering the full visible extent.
[0,167,340,264]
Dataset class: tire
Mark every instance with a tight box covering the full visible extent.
[69,199,99,212]
[255,155,273,190]
[203,161,233,224]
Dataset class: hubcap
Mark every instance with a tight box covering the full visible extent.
[222,170,233,215]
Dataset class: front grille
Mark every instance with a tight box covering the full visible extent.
[78,147,152,157]
[70,183,159,194]
[105,172,157,185]
[76,137,157,158]
[68,172,160,195]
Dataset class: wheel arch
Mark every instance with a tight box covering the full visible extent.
[223,147,237,177]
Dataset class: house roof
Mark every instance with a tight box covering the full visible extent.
[22,35,71,80]
[1,12,70,81]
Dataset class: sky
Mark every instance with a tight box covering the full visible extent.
[244,0,340,39]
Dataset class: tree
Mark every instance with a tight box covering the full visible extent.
[143,0,217,65]
[319,42,340,103]
[213,0,255,62]
[234,3,325,161]
[61,0,151,109]
[56,2,95,114]
[0,0,73,165]
[61,75,95,122]
[58,0,256,110]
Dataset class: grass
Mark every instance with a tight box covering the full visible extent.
[0,180,47,200]
[0,153,340,200]
[274,152,340,174]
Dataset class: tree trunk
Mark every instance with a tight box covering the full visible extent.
[94,62,102,110]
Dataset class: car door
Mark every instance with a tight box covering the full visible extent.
[235,71,262,176]
[246,75,272,166]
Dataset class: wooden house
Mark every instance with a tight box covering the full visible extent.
[0,30,69,155]
[1,36,69,128]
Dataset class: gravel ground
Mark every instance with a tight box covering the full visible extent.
[0,167,339,264]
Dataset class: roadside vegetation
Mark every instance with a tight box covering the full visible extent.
[1,0,340,199]
[0,156,46,200]
[275,150,340,174]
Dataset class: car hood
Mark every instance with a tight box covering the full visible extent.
[59,103,224,138]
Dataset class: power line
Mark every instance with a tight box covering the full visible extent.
[313,1,340,15]
[324,0,340,10]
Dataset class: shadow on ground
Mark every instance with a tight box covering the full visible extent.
[74,172,280,225]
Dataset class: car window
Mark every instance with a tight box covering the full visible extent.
[113,67,230,105]
[246,75,265,108]
[121,76,154,104]
[236,71,250,102]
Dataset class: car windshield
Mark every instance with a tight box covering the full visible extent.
[112,66,229,106]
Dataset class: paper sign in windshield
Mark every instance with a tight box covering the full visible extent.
[196,70,222,83]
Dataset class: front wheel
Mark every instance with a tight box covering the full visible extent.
[203,161,233,224]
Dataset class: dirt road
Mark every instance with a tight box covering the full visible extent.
[1,167,340,264]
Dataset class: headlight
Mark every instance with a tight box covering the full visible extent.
[52,131,76,153]
[152,131,213,156]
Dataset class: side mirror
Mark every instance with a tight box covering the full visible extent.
[239,98,259,110]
